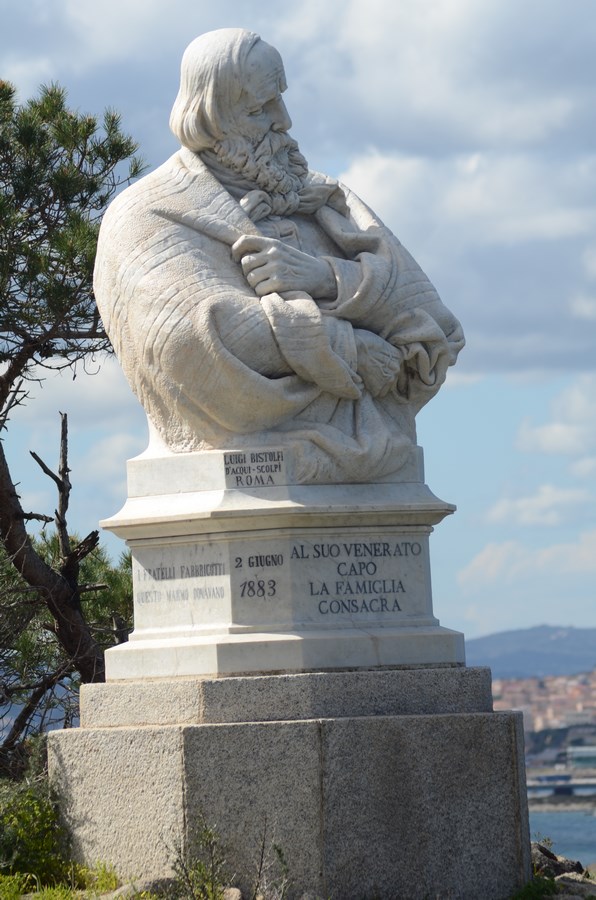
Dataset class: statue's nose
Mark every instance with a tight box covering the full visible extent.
[272,96,292,132]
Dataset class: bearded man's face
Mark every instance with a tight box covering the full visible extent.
[212,129,308,197]
[210,39,309,199]
[232,38,292,146]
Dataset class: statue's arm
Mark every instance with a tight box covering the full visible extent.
[314,187,465,404]
[231,234,337,301]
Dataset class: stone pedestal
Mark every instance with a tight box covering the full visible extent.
[48,667,531,899]
[48,444,531,898]
[99,445,464,680]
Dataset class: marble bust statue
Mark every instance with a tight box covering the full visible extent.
[94,27,464,484]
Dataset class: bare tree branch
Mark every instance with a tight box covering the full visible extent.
[56,412,72,561]
[0,430,105,684]
[79,582,109,593]
[29,450,64,491]
[23,512,54,524]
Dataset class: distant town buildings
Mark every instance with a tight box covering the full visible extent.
[493,667,596,732]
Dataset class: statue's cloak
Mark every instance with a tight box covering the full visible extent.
[94,149,464,483]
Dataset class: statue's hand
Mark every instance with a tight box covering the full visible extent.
[232,235,337,300]
[354,329,404,398]
[239,190,272,222]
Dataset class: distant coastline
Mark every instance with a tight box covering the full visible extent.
[466,624,596,680]
[529,794,596,813]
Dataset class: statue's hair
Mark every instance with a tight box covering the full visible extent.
[169,28,261,151]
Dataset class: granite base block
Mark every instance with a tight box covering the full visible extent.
[79,665,492,728]
[49,674,531,900]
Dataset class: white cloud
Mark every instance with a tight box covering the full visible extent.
[339,147,596,375]
[535,529,596,576]
[282,0,580,151]
[517,375,596,457]
[486,484,590,526]
[582,244,596,280]
[341,150,596,250]
[458,541,526,588]
[3,58,56,98]
[14,357,147,434]
[571,457,596,478]
[442,371,485,389]
[60,0,191,67]
[517,420,588,455]
[5,1,300,84]
[570,293,596,320]
[79,432,142,489]
[458,528,596,590]
[554,375,596,421]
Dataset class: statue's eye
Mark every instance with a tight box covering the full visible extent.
[248,108,263,117]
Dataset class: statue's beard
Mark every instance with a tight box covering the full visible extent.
[211,130,309,215]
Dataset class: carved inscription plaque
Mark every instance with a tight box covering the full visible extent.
[230,533,433,628]
[129,528,435,637]
[224,449,287,489]
[132,540,230,630]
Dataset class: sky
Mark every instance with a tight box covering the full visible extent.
[1,0,595,641]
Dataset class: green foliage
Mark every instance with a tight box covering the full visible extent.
[30,534,133,652]
[0,539,132,774]
[0,800,297,899]
[0,754,120,894]
[0,773,68,885]
[510,874,558,898]
[531,834,553,851]
[172,815,228,900]
[0,77,141,774]
[0,872,34,899]
[18,886,73,900]
[0,862,120,898]
[70,860,119,893]
[0,79,143,388]
[170,814,292,900]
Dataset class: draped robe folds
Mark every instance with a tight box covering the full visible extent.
[93,149,464,484]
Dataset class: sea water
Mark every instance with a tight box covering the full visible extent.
[530,810,596,865]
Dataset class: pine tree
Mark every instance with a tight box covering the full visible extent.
[0,81,142,776]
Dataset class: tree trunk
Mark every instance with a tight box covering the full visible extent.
[0,439,105,683]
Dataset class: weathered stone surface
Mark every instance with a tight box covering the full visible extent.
[49,704,531,899]
[104,878,176,898]
[318,711,530,899]
[80,666,493,728]
[222,889,243,900]
[49,727,186,880]
[555,872,596,898]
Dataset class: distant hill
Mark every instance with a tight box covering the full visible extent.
[465,625,596,679]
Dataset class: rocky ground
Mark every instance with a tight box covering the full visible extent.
[531,842,596,898]
[80,844,596,899]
